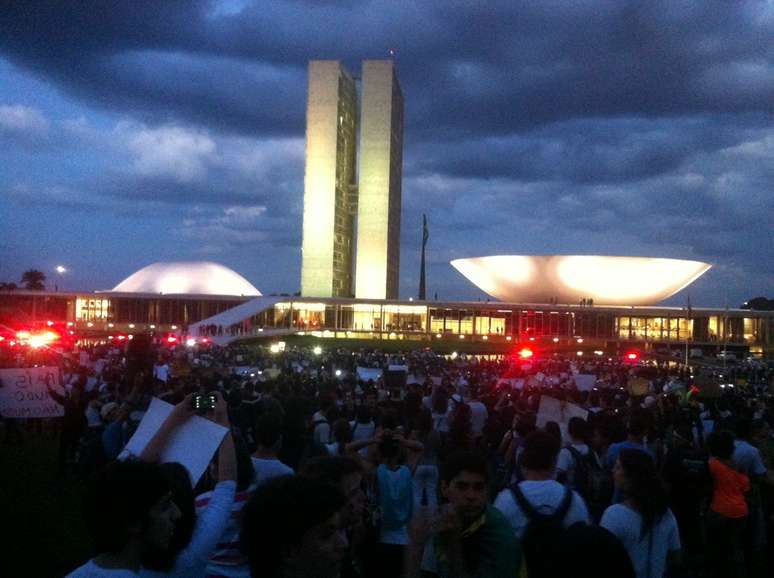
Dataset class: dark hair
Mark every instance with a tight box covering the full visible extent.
[234,434,256,491]
[331,418,353,448]
[83,460,171,554]
[628,413,649,439]
[706,430,735,460]
[441,450,490,484]
[734,417,752,440]
[255,413,283,449]
[241,475,346,578]
[544,421,562,444]
[568,417,589,443]
[554,523,635,578]
[618,449,668,540]
[159,462,196,561]
[520,430,560,471]
[300,455,363,485]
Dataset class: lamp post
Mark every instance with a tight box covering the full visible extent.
[55,265,67,292]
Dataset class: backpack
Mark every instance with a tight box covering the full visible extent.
[510,483,573,578]
[567,446,613,519]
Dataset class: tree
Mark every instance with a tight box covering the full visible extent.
[20,270,46,290]
[741,296,774,311]
[0,282,18,290]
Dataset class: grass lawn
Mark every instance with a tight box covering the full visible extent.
[0,429,92,577]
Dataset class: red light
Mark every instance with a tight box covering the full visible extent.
[201,337,209,343]
[625,351,639,362]
[117,335,126,341]
[167,336,178,343]
[518,347,534,359]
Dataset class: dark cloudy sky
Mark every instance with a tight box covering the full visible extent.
[1,1,773,306]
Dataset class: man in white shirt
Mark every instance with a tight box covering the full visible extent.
[467,389,488,439]
[494,430,590,539]
[556,416,590,488]
[732,418,768,478]
[251,413,293,486]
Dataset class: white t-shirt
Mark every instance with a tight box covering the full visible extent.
[601,504,681,578]
[493,480,590,539]
[153,364,169,383]
[556,443,590,484]
[251,457,294,486]
[312,411,331,445]
[468,400,488,436]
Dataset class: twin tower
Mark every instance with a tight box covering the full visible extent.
[301,60,404,300]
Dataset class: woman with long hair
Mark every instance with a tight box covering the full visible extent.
[601,449,682,578]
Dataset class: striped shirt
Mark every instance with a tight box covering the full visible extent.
[195,484,256,578]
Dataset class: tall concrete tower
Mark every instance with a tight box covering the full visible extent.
[301,61,358,297]
[355,60,404,299]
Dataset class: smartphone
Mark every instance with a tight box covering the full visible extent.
[192,393,217,412]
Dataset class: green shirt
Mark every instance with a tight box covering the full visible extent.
[430,505,522,578]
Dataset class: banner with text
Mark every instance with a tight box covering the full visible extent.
[0,366,64,418]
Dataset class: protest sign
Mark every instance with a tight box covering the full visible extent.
[0,366,63,418]
[120,397,228,484]
[536,396,588,440]
[628,377,650,396]
[388,364,409,373]
[357,367,383,382]
[574,374,597,392]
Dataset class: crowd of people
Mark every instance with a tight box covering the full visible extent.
[2,335,774,578]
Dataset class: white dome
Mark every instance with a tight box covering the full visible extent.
[451,255,711,306]
[112,262,261,296]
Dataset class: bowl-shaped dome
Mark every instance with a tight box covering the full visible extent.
[112,262,261,296]
[450,255,710,305]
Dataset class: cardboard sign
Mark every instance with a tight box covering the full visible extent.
[356,367,383,382]
[0,367,64,418]
[120,397,228,484]
[628,377,650,397]
[536,396,588,441]
[574,374,597,392]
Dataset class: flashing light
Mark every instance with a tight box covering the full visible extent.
[128,335,134,340]
[269,343,281,354]
[68,331,75,335]
[16,331,30,340]
[258,328,264,332]
[108,335,114,340]
[313,346,323,355]
[150,324,156,329]
[56,265,66,274]
[451,351,458,360]
[552,337,559,343]
[594,350,604,356]
[518,347,534,360]
[577,351,584,356]
[108,323,114,328]
[129,324,135,329]
[171,325,178,330]
[482,335,488,340]
[67,322,73,327]
[335,369,342,377]
[459,334,465,339]
[117,335,126,340]
[529,336,535,341]
[201,337,209,343]
[166,335,177,344]
[87,322,94,328]
[506,336,512,341]
[436,333,442,338]
[0,336,4,342]
[9,340,16,346]
[186,338,196,347]
[576,338,584,343]
[626,351,640,362]
[46,320,54,327]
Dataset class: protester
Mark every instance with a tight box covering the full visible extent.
[240,475,348,578]
[406,451,522,578]
[601,449,682,578]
